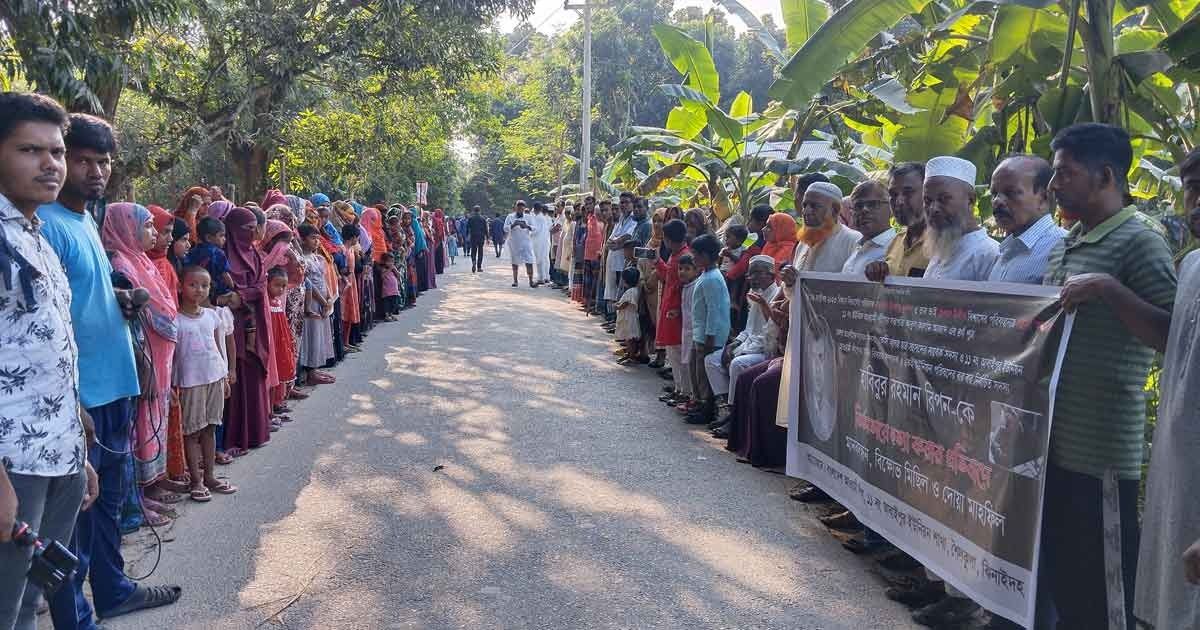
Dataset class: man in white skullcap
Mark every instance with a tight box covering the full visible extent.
[921,155,999,281]
[704,254,780,435]
[780,181,861,288]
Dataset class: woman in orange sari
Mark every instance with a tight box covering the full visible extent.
[174,185,211,244]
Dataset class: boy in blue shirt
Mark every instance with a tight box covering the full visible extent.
[686,233,731,425]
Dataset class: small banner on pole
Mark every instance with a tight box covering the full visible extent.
[416,181,429,205]
[781,273,1074,628]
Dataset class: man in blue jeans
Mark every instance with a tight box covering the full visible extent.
[0,91,96,630]
[40,113,182,629]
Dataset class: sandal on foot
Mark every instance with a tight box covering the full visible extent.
[226,447,249,458]
[98,584,183,620]
[214,451,234,465]
[140,510,172,528]
[288,389,310,400]
[205,479,238,494]
[189,487,212,502]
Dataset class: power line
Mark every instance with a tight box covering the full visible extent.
[506,6,566,54]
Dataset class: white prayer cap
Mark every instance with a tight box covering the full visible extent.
[925,156,977,186]
[749,254,776,270]
[804,181,844,203]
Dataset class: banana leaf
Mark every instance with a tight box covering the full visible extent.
[653,25,721,103]
[782,0,833,53]
[768,0,935,109]
[713,0,786,61]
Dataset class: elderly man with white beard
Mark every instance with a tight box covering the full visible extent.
[921,156,999,280]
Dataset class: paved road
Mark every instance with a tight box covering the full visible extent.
[107,261,920,630]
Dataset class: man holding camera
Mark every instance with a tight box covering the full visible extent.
[0,92,98,630]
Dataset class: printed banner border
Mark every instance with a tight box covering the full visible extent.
[781,272,1075,628]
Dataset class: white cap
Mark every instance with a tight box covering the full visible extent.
[749,254,776,270]
[804,181,844,202]
[925,156,977,186]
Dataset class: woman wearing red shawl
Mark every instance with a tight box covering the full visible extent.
[761,212,799,268]
[223,207,272,453]
[432,209,447,275]
[361,205,390,317]
[147,205,191,487]
[102,203,180,521]
[175,186,211,244]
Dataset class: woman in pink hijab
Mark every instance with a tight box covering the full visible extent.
[101,202,180,525]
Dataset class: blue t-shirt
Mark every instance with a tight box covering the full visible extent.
[37,201,141,409]
[691,267,731,346]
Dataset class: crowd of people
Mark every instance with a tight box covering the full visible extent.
[0,92,465,630]
[2,85,1200,630]
[513,126,1200,629]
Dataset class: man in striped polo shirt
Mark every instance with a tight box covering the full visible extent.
[1043,123,1176,629]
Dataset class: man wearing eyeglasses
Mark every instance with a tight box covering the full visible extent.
[841,180,897,275]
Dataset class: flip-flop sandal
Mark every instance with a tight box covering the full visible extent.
[140,509,172,527]
[214,451,234,465]
[205,480,238,494]
[226,447,250,458]
[189,487,212,502]
[270,422,281,432]
[159,478,190,493]
[149,491,187,504]
[288,389,310,400]
[279,414,294,422]
[98,584,182,619]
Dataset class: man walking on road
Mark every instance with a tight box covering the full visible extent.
[504,201,536,287]
[490,211,506,258]
[467,205,488,272]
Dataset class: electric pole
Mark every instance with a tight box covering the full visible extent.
[565,0,595,196]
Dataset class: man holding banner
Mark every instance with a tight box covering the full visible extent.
[1041,123,1176,630]
[782,143,1170,629]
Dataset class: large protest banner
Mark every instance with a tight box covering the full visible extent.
[781,273,1073,628]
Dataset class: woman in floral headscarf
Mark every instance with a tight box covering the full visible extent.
[102,203,180,524]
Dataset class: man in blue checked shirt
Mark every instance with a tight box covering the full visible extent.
[987,154,1067,284]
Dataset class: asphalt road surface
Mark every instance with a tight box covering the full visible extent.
[106,260,920,630]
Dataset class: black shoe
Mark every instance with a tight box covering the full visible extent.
[789,484,831,503]
[886,580,945,608]
[712,424,730,439]
[842,533,891,554]
[913,596,981,626]
[706,415,729,431]
[511,282,518,287]
[877,549,922,572]
[684,412,712,425]
[819,510,862,532]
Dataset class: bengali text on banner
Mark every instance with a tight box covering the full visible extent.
[780,273,1074,628]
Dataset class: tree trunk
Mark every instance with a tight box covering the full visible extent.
[230,141,270,204]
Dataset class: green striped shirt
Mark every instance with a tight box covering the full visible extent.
[1043,207,1177,480]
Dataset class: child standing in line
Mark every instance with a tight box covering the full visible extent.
[447,231,459,266]
[298,224,336,384]
[719,225,749,275]
[676,253,698,413]
[266,266,298,415]
[685,234,731,425]
[175,267,238,501]
[184,216,236,303]
[614,267,642,365]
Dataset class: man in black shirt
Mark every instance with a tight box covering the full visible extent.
[466,205,488,272]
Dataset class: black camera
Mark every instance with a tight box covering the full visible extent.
[11,521,78,595]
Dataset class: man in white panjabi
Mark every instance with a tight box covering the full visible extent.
[788,181,861,273]
[1134,147,1200,630]
[503,200,536,287]
[921,156,1000,281]
[531,202,552,285]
